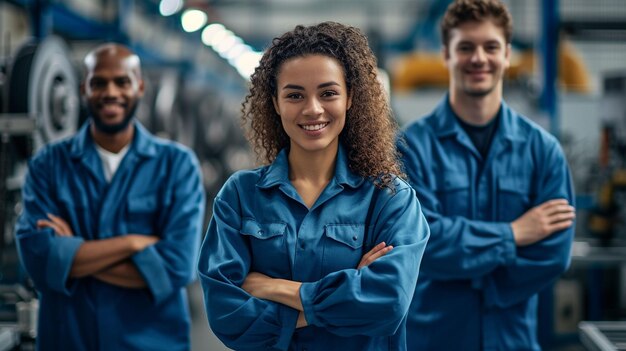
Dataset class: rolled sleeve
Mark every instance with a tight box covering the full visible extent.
[132,246,173,304]
[501,223,517,265]
[300,282,320,327]
[46,235,84,294]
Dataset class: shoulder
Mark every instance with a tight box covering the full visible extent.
[401,112,436,137]
[147,136,201,167]
[509,111,561,150]
[216,165,268,197]
[375,175,416,200]
[28,136,73,167]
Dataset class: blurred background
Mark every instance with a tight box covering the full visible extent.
[0,0,625,350]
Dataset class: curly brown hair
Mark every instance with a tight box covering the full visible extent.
[441,0,513,47]
[241,21,404,189]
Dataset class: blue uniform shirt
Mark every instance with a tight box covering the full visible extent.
[198,145,429,351]
[398,95,575,351]
[15,121,205,351]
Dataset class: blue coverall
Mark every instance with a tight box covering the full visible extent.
[198,145,430,351]
[15,121,205,350]
[398,96,575,351]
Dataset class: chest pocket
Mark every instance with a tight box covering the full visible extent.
[127,194,158,235]
[58,194,90,239]
[497,176,532,221]
[322,224,365,275]
[436,173,470,217]
[240,218,287,274]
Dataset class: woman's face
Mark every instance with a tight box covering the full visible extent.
[272,54,352,156]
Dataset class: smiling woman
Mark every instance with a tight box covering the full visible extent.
[197,21,430,351]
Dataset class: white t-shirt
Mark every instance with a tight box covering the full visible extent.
[95,143,131,182]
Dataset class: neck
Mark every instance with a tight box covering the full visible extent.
[449,88,502,126]
[90,123,134,153]
[288,142,338,185]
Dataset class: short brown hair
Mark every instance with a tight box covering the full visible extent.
[440,0,513,46]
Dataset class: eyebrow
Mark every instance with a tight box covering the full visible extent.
[281,81,341,90]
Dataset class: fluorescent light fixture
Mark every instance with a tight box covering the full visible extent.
[234,51,263,79]
[159,0,183,16]
[181,9,207,32]
[201,23,227,46]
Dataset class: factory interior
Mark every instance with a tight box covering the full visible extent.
[0,0,625,350]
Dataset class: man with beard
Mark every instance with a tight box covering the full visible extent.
[398,1,576,350]
[15,43,205,350]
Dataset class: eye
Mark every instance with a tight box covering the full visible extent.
[485,44,500,53]
[89,78,106,89]
[321,90,338,98]
[285,92,303,100]
[458,45,473,52]
[114,77,132,88]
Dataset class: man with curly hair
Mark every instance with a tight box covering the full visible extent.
[198,22,429,350]
[398,0,576,350]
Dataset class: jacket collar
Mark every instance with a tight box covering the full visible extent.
[69,119,158,159]
[257,143,364,189]
[429,93,525,143]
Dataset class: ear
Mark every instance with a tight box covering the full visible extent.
[442,45,451,62]
[137,78,145,97]
[504,43,512,69]
[346,91,353,111]
[272,96,280,115]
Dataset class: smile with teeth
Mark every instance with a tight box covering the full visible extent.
[300,122,329,131]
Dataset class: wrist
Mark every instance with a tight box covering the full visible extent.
[274,279,303,311]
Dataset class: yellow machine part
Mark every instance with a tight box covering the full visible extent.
[391,40,591,93]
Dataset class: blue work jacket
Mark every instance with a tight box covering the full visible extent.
[198,145,429,351]
[15,121,205,351]
[398,96,575,351]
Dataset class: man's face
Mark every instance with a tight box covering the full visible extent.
[444,19,510,99]
[82,54,144,134]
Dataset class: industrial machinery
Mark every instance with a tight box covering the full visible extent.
[587,73,626,246]
[579,321,626,351]
[0,34,81,350]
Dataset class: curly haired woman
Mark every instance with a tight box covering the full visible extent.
[198,22,429,351]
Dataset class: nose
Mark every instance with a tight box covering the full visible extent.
[470,47,486,64]
[303,97,323,116]
[103,81,121,97]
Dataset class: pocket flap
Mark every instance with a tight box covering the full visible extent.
[324,224,365,249]
[439,173,470,191]
[498,176,529,194]
[128,194,158,212]
[240,218,286,239]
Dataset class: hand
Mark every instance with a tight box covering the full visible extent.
[126,234,160,252]
[511,199,575,247]
[357,242,393,269]
[37,213,73,237]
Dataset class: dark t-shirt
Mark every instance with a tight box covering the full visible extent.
[455,108,501,159]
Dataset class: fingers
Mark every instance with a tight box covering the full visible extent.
[37,218,72,237]
[547,210,576,224]
[360,242,386,262]
[539,198,570,209]
[544,204,576,217]
[366,245,393,264]
[548,220,574,233]
[357,242,393,269]
[47,214,73,236]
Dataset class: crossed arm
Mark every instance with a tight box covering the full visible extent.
[241,242,393,328]
[37,213,158,288]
